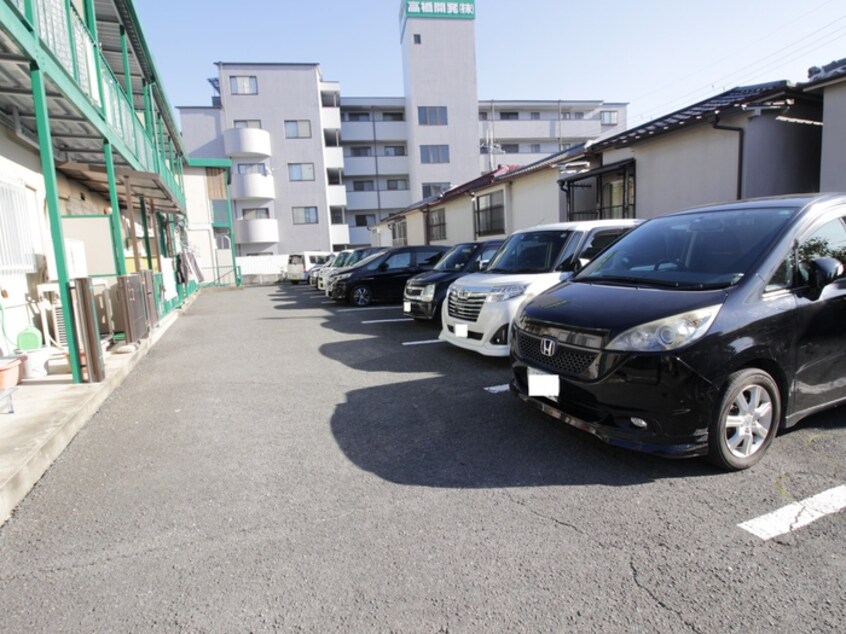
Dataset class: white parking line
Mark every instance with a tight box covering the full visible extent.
[484,384,510,394]
[338,306,402,313]
[738,485,846,540]
[402,339,444,346]
[362,318,414,324]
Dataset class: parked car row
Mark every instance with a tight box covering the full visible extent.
[287,194,846,471]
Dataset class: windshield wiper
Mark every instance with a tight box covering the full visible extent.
[583,275,681,288]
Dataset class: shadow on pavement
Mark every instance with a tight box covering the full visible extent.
[330,373,719,488]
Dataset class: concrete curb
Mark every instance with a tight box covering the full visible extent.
[0,293,197,526]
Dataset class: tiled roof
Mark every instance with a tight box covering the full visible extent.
[588,81,795,152]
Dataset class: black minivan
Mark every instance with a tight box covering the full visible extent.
[511,194,846,470]
[331,245,450,306]
[403,239,503,320]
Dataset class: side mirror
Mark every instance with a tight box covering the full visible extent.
[378,262,389,272]
[476,259,490,271]
[809,256,844,292]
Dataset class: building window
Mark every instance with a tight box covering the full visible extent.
[0,178,37,274]
[562,112,572,120]
[355,214,376,227]
[350,146,372,157]
[422,182,450,198]
[241,207,269,220]
[418,106,448,126]
[500,112,519,120]
[413,33,422,44]
[331,208,344,224]
[501,144,519,154]
[531,144,541,153]
[387,179,408,191]
[392,219,408,246]
[428,208,447,242]
[230,75,258,95]
[292,206,318,225]
[479,111,488,121]
[476,190,505,236]
[234,119,261,129]
[574,112,585,120]
[352,180,375,192]
[284,120,311,138]
[347,112,370,122]
[237,163,266,175]
[420,144,450,164]
[530,112,540,120]
[383,112,405,122]
[601,110,619,126]
[288,163,315,181]
[384,145,406,156]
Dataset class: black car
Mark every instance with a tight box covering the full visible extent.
[403,240,503,320]
[323,246,388,296]
[511,194,846,470]
[331,245,451,306]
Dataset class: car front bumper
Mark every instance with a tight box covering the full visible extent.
[510,351,718,457]
[439,298,518,357]
[403,297,437,320]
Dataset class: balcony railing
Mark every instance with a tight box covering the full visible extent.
[14,0,184,206]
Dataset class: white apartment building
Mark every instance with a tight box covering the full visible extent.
[179,1,627,254]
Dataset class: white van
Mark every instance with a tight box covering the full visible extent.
[286,251,331,285]
[440,219,639,356]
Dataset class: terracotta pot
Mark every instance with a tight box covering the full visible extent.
[0,358,21,389]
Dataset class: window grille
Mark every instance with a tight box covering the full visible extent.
[0,179,37,274]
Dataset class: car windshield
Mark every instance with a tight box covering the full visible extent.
[576,206,799,289]
[434,243,477,271]
[333,252,350,267]
[348,251,385,270]
[486,231,574,274]
[347,248,384,266]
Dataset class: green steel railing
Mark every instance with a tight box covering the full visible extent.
[21,0,184,208]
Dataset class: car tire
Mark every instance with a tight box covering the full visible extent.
[708,368,780,470]
[290,280,300,285]
[349,285,372,307]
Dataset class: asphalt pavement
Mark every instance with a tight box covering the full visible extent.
[0,283,843,632]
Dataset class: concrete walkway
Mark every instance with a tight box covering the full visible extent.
[0,294,195,526]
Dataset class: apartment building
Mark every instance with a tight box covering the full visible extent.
[0,0,227,384]
[179,0,627,253]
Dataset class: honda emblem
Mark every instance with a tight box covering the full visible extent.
[540,337,557,357]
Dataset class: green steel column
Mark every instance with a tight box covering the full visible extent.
[23,0,35,24]
[119,25,132,102]
[140,197,153,270]
[104,142,127,276]
[156,114,166,173]
[31,63,83,383]
[82,0,106,117]
[225,173,240,286]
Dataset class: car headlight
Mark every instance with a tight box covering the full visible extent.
[420,284,436,302]
[334,272,353,282]
[607,305,722,352]
[485,284,529,303]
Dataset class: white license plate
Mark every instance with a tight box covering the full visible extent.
[455,323,469,338]
[403,301,411,313]
[528,366,559,399]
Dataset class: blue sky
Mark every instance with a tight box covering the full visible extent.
[133,0,845,129]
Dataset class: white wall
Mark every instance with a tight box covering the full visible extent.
[507,169,562,231]
[617,123,740,218]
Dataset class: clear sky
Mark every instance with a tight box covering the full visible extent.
[133,0,845,130]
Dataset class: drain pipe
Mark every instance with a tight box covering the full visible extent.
[711,112,745,200]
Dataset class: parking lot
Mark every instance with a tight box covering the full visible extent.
[0,283,843,632]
